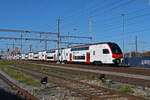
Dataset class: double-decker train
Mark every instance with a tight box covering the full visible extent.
[19,42,123,65]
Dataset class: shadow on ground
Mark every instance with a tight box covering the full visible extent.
[0,88,25,100]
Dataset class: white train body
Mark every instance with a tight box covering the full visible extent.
[28,53,34,60]
[25,54,28,60]
[45,50,57,61]
[14,54,20,60]
[61,48,71,62]
[24,42,123,64]
[38,51,46,61]
[61,42,123,64]
[21,54,26,60]
[33,53,39,60]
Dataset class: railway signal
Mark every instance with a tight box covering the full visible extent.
[99,74,105,83]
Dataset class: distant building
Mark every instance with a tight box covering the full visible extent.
[7,51,11,56]
[143,51,150,57]
[7,47,19,56]
[14,47,19,55]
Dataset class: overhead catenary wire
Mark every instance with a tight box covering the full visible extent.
[89,0,135,18]
[101,10,150,31]
[33,0,98,32]
[1,1,149,53]
[61,0,139,34]
[62,0,145,33]
[62,0,135,29]
[0,36,88,45]
[98,7,148,27]
[61,0,123,31]
[96,27,150,41]
[0,29,58,35]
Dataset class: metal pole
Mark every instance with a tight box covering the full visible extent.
[122,13,125,56]
[57,18,60,62]
[20,33,23,60]
[135,35,138,53]
[67,32,70,47]
[129,34,132,58]
[21,33,22,54]
[44,34,47,51]
[45,40,47,51]
[29,45,32,52]
[13,40,14,52]
[89,20,92,43]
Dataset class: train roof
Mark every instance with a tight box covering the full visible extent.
[69,42,117,48]
[27,42,118,53]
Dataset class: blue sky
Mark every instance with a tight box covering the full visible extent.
[0,0,150,53]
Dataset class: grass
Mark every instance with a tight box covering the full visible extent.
[18,63,96,80]
[41,67,53,72]
[17,63,53,73]
[0,59,22,65]
[53,71,96,81]
[117,86,134,93]
[19,64,41,70]
[0,60,99,82]
[0,64,41,87]
[0,60,11,64]
[103,81,112,88]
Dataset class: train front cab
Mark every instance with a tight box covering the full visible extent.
[107,43,123,65]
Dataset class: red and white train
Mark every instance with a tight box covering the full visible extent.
[21,42,123,65]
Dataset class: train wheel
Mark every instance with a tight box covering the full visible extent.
[64,60,67,64]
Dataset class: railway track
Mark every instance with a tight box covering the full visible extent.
[27,62,150,87]
[0,70,39,100]
[31,61,150,77]
[8,64,146,100]
[29,60,150,76]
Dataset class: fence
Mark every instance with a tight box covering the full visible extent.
[123,57,150,67]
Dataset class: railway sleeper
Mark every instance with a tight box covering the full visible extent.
[95,92,113,96]
[101,96,126,100]
[10,64,146,100]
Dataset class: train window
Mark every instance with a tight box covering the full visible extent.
[73,56,75,59]
[59,53,61,56]
[74,56,85,60]
[71,47,89,51]
[108,43,122,54]
[93,51,95,55]
[46,50,55,53]
[66,53,68,56]
[103,49,109,54]
[47,57,53,59]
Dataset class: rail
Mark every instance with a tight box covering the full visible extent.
[0,72,39,100]
[9,64,146,100]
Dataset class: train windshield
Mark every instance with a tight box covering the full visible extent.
[108,43,122,54]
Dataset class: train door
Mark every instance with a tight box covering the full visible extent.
[102,48,110,63]
[54,54,56,61]
[86,52,90,63]
[70,53,72,62]
[45,55,47,61]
